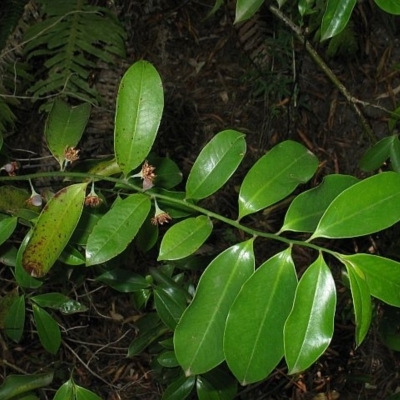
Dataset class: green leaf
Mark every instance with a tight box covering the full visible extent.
[186,130,246,200]
[235,0,265,22]
[0,372,53,400]
[127,323,169,357]
[389,136,400,172]
[224,248,297,384]
[339,254,400,307]
[96,268,150,292]
[284,254,336,374]
[162,375,196,400]
[154,286,187,330]
[341,259,372,346]
[147,155,183,189]
[4,295,25,342]
[359,136,394,171]
[75,385,102,400]
[59,299,88,315]
[32,304,61,354]
[281,175,359,233]
[196,369,237,400]
[157,351,180,368]
[206,0,224,18]
[115,60,164,176]
[0,216,17,246]
[15,230,43,289]
[45,99,91,168]
[320,0,357,41]
[0,186,40,215]
[174,239,255,376]
[86,194,150,266]
[22,183,87,277]
[53,379,74,400]
[158,216,213,261]
[374,0,400,14]
[31,293,69,309]
[311,172,400,239]
[238,141,318,219]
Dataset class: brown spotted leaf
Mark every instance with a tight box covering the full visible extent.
[22,183,87,277]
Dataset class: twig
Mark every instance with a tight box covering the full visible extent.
[269,5,377,142]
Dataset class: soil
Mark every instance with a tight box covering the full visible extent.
[2,0,400,399]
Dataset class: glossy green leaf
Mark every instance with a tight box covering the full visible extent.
[0,372,53,400]
[0,216,17,246]
[281,175,359,233]
[0,244,18,267]
[284,254,336,374]
[59,299,88,315]
[238,141,318,219]
[339,254,400,307]
[32,304,61,354]
[15,230,43,289]
[87,157,121,178]
[158,216,213,261]
[359,136,394,171]
[341,259,372,346]
[31,293,69,308]
[127,323,169,357]
[115,60,164,176]
[136,216,158,252]
[59,245,85,265]
[86,194,150,266]
[53,380,74,400]
[154,286,187,330]
[22,183,87,277]
[390,136,400,172]
[75,385,102,400]
[196,369,237,400]
[299,0,315,16]
[45,98,91,168]
[374,0,400,14]
[224,248,297,384]
[174,239,255,375]
[157,351,180,368]
[148,155,183,189]
[71,209,103,245]
[186,130,246,200]
[96,268,150,292]
[4,295,25,342]
[162,375,196,400]
[321,0,357,41]
[311,172,400,239]
[235,0,264,22]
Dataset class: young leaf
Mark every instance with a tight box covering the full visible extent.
[0,216,17,246]
[284,254,336,374]
[86,194,150,266]
[157,351,180,368]
[174,239,255,376]
[359,136,394,172]
[4,295,25,343]
[340,259,372,346]
[224,248,297,384]
[95,268,150,292]
[75,385,102,400]
[235,0,265,23]
[114,60,164,176]
[339,254,400,307]
[45,99,91,168]
[53,379,74,400]
[32,304,61,354]
[162,375,196,400]
[186,130,246,200]
[311,172,400,239]
[238,141,318,219]
[158,216,213,261]
[22,183,87,277]
[0,372,54,400]
[281,175,359,233]
[320,0,357,41]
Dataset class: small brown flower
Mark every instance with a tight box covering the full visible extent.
[64,146,80,163]
[85,194,103,207]
[151,212,172,226]
[141,160,156,182]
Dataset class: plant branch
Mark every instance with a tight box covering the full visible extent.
[269,5,377,143]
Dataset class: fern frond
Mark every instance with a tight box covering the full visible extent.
[23,0,126,109]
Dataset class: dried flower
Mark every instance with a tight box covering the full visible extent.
[151,199,172,226]
[1,161,19,176]
[64,146,80,162]
[130,160,156,190]
[85,181,103,207]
